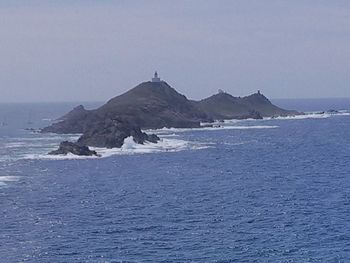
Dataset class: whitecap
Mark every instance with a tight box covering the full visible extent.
[264,113,331,120]
[0,176,21,187]
[201,110,350,125]
[94,137,210,157]
[337,110,350,116]
[12,135,80,142]
[4,142,28,148]
[264,111,350,120]
[23,152,99,160]
[22,136,211,160]
[145,125,278,135]
[0,176,21,182]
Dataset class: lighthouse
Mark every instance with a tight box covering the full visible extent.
[152,71,161,82]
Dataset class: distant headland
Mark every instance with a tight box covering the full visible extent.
[44,72,302,156]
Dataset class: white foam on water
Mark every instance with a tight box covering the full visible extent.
[0,176,21,187]
[223,142,247,146]
[4,142,28,148]
[23,152,99,160]
[157,133,179,137]
[264,111,350,120]
[0,176,21,182]
[22,136,211,160]
[200,110,350,125]
[93,136,210,157]
[11,135,80,142]
[264,113,331,120]
[4,141,60,149]
[337,111,350,116]
[145,125,278,135]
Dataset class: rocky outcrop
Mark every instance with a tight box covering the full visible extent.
[42,81,209,134]
[41,110,101,134]
[236,110,263,120]
[42,79,302,154]
[98,81,209,129]
[77,118,160,148]
[42,82,301,135]
[59,105,88,121]
[49,141,99,156]
[194,92,300,120]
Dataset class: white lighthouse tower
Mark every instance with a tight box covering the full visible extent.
[152,71,161,82]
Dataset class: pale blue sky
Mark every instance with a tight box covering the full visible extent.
[0,1,349,102]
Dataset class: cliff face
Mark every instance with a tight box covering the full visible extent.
[42,81,210,134]
[97,81,209,129]
[76,118,159,148]
[42,82,301,135]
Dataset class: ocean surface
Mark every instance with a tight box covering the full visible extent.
[1,99,350,262]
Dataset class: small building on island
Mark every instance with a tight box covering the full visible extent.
[152,71,161,82]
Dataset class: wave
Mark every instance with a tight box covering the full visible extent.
[145,125,278,135]
[0,176,21,187]
[208,110,350,124]
[265,113,331,120]
[267,111,350,120]
[11,135,80,142]
[3,142,29,148]
[94,137,209,157]
[23,137,211,160]
[337,110,350,116]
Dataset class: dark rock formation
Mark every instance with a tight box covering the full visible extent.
[98,81,209,129]
[42,81,209,134]
[41,109,100,134]
[77,118,160,148]
[327,109,339,114]
[194,92,300,120]
[59,105,88,121]
[49,141,99,156]
[42,82,301,135]
[42,78,302,153]
[237,110,263,120]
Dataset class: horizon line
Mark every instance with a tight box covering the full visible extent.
[1,96,350,104]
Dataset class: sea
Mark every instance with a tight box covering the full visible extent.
[0,98,350,262]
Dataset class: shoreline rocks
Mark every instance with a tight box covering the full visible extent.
[42,81,301,136]
[77,118,160,149]
[42,78,302,156]
[49,141,99,156]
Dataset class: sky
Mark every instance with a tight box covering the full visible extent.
[0,0,349,102]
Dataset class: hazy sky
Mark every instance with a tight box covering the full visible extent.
[0,0,350,102]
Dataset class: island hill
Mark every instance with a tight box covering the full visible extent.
[44,72,301,156]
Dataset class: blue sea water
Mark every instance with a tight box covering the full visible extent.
[1,99,350,262]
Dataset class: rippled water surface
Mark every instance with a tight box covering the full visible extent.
[1,101,350,262]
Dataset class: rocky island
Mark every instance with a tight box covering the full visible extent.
[46,72,301,156]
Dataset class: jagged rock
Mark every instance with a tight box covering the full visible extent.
[237,110,263,120]
[77,118,160,148]
[146,134,160,143]
[194,92,300,119]
[327,109,339,114]
[49,141,99,156]
[59,105,87,121]
[41,77,302,137]
[42,81,209,134]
